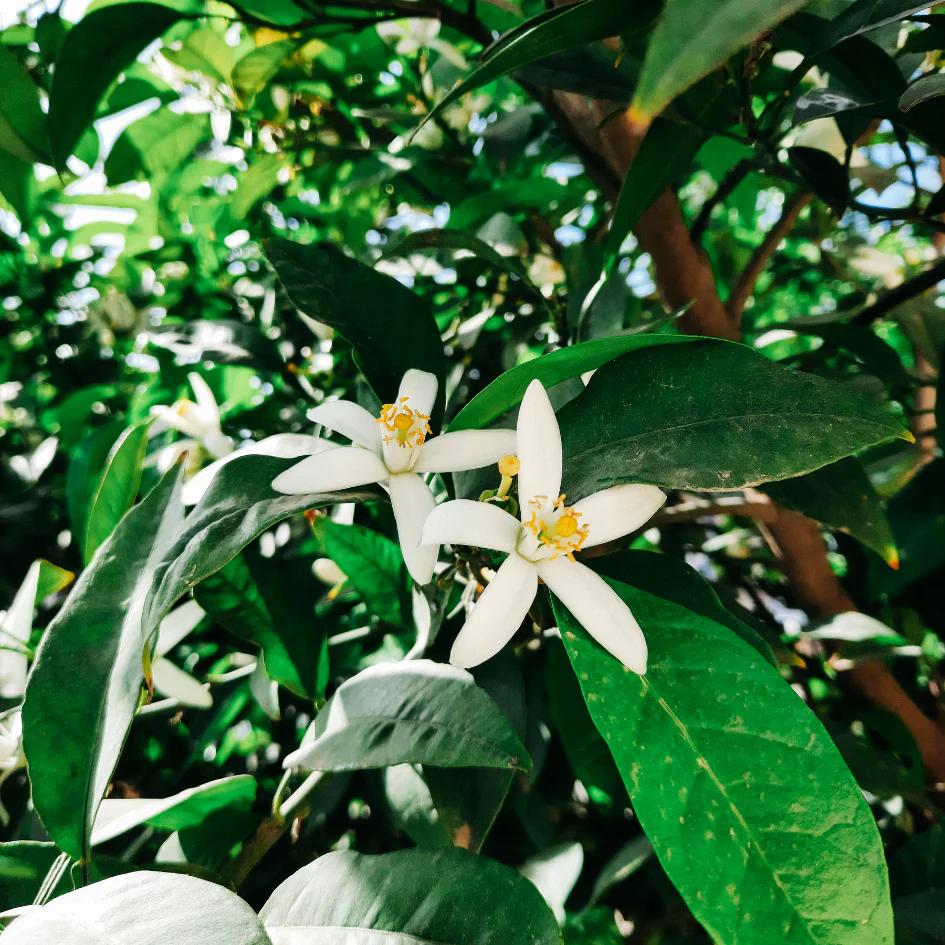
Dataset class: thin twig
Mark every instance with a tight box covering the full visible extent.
[852,256,945,324]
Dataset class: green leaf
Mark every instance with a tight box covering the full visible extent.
[1,871,270,944]
[0,48,50,164]
[0,842,63,912]
[104,109,211,184]
[553,578,893,945]
[260,848,563,944]
[22,466,186,862]
[817,0,935,51]
[285,659,531,773]
[450,334,696,431]
[558,338,909,497]
[421,0,633,131]
[91,775,256,845]
[312,516,408,627]
[0,149,34,221]
[24,454,372,861]
[163,26,236,86]
[762,458,898,566]
[605,118,705,267]
[265,238,446,423]
[789,146,849,215]
[382,764,451,849]
[232,38,305,104]
[195,551,329,700]
[590,835,653,903]
[899,73,945,112]
[82,420,150,564]
[48,2,189,167]
[630,0,814,127]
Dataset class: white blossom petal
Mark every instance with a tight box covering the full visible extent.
[396,368,438,418]
[517,380,561,514]
[450,553,538,669]
[187,372,220,425]
[573,484,666,548]
[414,429,517,474]
[0,562,41,699]
[272,446,387,494]
[152,658,212,709]
[155,600,205,657]
[388,472,438,585]
[538,557,647,674]
[309,400,382,453]
[421,499,519,553]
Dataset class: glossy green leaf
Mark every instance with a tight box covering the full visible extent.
[82,420,150,563]
[265,237,446,423]
[899,73,945,112]
[422,0,634,130]
[232,38,305,104]
[311,516,408,627]
[630,0,814,126]
[605,118,705,267]
[558,339,909,497]
[553,578,893,945]
[24,454,372,861]
[0,48,50,164]
[260,848,563,944]
[450,334,695,431]
[817,0,935,51]
[0,842,63,912]
[762,457,898,566]
[195,552,328,700]
[382,764,451,849]
[91,775,256,845]
[284,659,531,773]
[789,146,849,215]
[48,2,189,167]
[0,871,270,944]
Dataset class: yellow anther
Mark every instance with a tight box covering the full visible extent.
[377,396,431,447]
[174,400,192,416]
[498,454,520,477]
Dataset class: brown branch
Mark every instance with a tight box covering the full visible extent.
[726,192,812,324]
[852,255,945,325]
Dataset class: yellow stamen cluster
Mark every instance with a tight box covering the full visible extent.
[377,396,431,447]
[524,494,589,559]
[174,399,194,416]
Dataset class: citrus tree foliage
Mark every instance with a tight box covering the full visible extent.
[1,1,944,943]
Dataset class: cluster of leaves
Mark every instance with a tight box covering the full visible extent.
[1,0,945,943]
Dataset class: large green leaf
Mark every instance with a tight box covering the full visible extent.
[899,73,945,112]
[0,48,50,164]
[422,0,637,129]
[762,458,898,566]
[260,848,562,944]
[553,578,893,945]
[24,454,371,861]
[104,109,211,184]
[22,466,186,863]
[311,516,408,627]
[91,775,256,845]
[0,842,62,912]
[630,0,814,127]
[284,660,531,773]
[450,334,695,431]
[0,871,270,944]
[558,338,909,497]
[266,238,446,423]
[48,2,190,167]
[82,420,150,563]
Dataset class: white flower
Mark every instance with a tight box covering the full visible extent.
[422,380,666,673]
[150,372,234,465]
[0,707,24,826]
[150,600,211,709]
[271,369,516,585]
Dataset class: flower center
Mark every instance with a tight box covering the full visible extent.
[377,396,431,447]
[524,494,589,559]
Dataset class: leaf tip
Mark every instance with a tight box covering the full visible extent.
[884,546,900,571]
[626,103,652,136]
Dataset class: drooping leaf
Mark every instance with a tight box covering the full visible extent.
[284,660,531,773]
[91,775,256,846]
[789,146,850,215]
[24,454,372,861]
[82,420,150,563]
[557,338,909,497]
[629,0,815,127]
[0,48,50,164]
[762,457,898,566]
[553,578,894,945]
[260,848,563,945]
[450,334,696,431]
[605,118,705,267]
[899,73,945,112]
[421,0,639,130]
[265,238,446,424]
[48,1,191,167]
[0,871,270,944]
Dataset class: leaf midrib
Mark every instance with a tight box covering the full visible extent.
[266,924,449,945]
